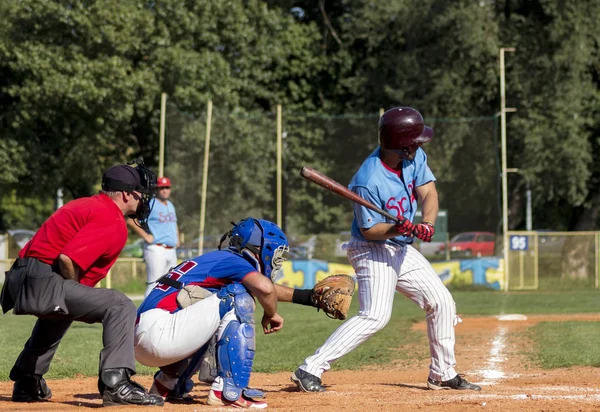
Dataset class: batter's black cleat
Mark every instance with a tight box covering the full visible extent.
[12,375,52,402]
[291,368,325,392]
[100,368,164,407]
[427,374,481,391]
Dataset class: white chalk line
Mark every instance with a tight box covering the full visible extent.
[462,314,600,402]
[454,393,600,402]
[474,314,532,386]
[476,325,512,385]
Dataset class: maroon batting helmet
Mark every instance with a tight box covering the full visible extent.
[379,107,433,150]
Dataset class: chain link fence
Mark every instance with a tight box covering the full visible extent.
[7,103,598,293]
[163,103,500,257]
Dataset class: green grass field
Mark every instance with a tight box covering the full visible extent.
[0,289,599,380]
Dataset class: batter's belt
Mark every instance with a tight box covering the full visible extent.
[154,243,175,249]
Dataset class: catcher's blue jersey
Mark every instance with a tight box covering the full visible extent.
[137,250,257,315]
[349,147,435,244]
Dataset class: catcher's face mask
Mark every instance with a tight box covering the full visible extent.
[270,245,288,282]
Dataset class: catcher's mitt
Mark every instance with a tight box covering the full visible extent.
[311,275,355,320]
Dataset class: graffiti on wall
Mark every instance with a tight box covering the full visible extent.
[277,258,504,290]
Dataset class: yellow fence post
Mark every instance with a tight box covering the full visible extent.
[276,104,282,228]
[159,92,167,177]
[198,100,213,256]
[594,233,600,289]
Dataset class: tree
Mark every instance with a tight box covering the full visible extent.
[498,0,600,278]
[0,0,326,234]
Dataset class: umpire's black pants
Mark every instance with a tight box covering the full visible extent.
[1,257,137,379]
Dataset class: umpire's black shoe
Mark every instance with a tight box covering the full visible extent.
[100,368,164,407]
[291,368,325,392]
[427,374,481,391]
[12,375,52,402]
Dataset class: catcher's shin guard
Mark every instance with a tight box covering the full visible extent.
[216,284,256,402]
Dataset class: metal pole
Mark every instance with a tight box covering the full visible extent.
[198,100,213,255]
[500,47,515,292]
[526,183,532,231]
[159,93,167,177]
[56,188,64,210]
[594,234,600,289]
[379,108,385,147]
[276,104,282,228]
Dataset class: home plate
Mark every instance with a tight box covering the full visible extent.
[497,314,528,321]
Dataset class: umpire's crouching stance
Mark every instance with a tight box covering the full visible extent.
[0,160,163,407]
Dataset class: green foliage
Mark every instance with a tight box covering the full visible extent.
[500,0,600,229]
[1,0,599,236]
[0,190,54,230]
[0,0,325,232]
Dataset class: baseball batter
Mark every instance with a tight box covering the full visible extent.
[292,107,481,392]
[134,217,290,408]
[128,176,180,296]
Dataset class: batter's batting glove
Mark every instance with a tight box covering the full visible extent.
[394,218,414,236]
[413,222,435,242]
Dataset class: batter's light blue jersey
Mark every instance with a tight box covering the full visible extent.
[349,147,435,245]
[147,198,178,246]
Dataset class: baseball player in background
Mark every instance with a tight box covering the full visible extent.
[134,217,293,408]
[292,107,481,392]
[129,176,180,296]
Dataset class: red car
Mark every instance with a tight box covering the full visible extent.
[437,232,496,258]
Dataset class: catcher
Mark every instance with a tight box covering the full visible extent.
[134,217,355,408]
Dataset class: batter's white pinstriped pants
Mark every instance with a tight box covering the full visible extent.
[300,239,460,381]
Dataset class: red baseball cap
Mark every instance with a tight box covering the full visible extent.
[156,177,171,187]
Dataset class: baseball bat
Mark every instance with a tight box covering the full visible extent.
[300,166,402,224]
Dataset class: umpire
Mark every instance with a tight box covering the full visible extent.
[0,161,164,407]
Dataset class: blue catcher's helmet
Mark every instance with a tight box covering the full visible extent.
[222,217,289,280]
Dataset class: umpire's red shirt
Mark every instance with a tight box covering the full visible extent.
[19,194,128,287]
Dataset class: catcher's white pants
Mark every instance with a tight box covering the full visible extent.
[134,294,236,368]
[143,244,178,297]
[300,240,460,382]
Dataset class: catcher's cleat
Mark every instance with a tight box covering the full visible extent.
[207,389,267,409]
[150,378,193,403]
[291,368,325,392]
[12,375,52,402]
[427,374,481,391]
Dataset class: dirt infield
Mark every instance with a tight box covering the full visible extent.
[1,314,600,411]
